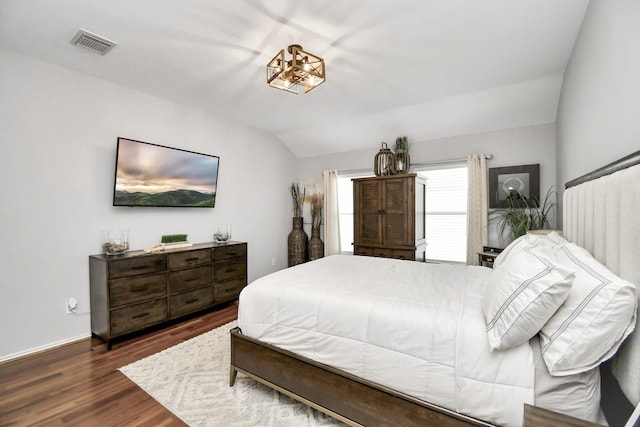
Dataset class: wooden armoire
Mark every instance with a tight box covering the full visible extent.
[352,173,426,261]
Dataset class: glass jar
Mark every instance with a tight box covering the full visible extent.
[102,229,129,255]
[213,224,231,243]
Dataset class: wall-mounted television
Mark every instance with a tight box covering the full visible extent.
[113,137,219,208]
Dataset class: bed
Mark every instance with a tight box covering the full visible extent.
[230,151,640,427]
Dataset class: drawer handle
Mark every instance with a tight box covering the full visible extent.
[185,257,200,262]
[132,312,149,319]
[131,286,149,293]
[185,298,199,305]
[131,265,149,270]
[185,277,196,282]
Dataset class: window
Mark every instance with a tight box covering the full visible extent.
[337,172,372,253]
[336,166,468,262]
[417,165,468,263]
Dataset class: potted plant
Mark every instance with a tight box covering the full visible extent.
[392,136,410,174]
[490,187,557,244]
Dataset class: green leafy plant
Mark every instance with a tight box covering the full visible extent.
[393,136,409,152]
[491,187,557,243]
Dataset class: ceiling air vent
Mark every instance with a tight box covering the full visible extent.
[70,29,117,55]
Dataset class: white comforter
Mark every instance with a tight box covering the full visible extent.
[238,255,535,426]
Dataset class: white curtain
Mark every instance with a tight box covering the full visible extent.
[466,154,488,265]
[323,169,341,256]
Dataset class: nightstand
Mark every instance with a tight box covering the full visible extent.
[477,246,503,268]
[523,404,605,427]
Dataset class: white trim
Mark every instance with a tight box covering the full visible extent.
[0,333,91,364]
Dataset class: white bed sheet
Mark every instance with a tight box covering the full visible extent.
[238,255,535,426]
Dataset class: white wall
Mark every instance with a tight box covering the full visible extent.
[557,0,640,213]
[298,123,557,247]
[0,47,296,361]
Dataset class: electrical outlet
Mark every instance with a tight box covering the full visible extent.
[66,298,78,314]
[271,258,276,266]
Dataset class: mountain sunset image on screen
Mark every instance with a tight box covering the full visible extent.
[113,138,219,208]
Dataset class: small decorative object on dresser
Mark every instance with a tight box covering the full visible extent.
[308,193,324,260]
[374,142,395,176]
[213,224,231,243]
[161,234,188,243]
[288,182,308,266]
[89,241,247,349]
[102,229,129,255]
[392,136,411,174]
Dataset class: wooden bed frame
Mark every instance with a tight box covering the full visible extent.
[229,327,492,427]
[230,151,640,427]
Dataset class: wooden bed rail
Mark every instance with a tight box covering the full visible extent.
[230,327,494,427]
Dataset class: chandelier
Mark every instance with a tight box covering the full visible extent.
[267,44,325,94]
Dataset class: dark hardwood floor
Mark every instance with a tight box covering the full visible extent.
[0,303,238,426]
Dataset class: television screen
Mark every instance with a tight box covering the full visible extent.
[113,137,219,207]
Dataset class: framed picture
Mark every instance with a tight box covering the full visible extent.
[489,164,540,208]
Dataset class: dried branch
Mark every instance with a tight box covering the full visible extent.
[290,182,305,217]
[310,193,324,229]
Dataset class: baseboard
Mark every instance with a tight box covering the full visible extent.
[0,333,91,365]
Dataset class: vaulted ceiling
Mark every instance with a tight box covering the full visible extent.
[0,0,589,157]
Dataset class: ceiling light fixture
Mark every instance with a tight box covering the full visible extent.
[267,44,325,94]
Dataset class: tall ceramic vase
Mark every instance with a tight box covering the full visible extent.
[288,217,308,267]
[308,227,324,261]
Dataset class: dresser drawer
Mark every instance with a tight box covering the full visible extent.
[213,258,246,282]
[169,287,214,318]
[109,273,166,307]
[214,278,245,303]
[108,255,166,279]
[169,265,212,293]
[110,298,167,336]
[213,243,247,261]
[167,249,211,270]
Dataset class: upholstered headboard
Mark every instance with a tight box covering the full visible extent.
[563,150,640,409]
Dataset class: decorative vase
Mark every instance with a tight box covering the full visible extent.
[288,217,308,267]
[308,228,324,261]
[393,149,410,174]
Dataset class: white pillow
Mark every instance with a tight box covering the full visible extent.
[542,231,568,245]
[493,233,555,269]
[538,242,637,376]
[483,246,575,351]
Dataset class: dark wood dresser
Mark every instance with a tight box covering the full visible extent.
[89,241,247,348]
[352,174,426,261]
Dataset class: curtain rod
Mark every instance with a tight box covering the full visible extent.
[338,154,493,175]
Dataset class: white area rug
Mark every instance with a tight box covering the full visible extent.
[119,321,345,426]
